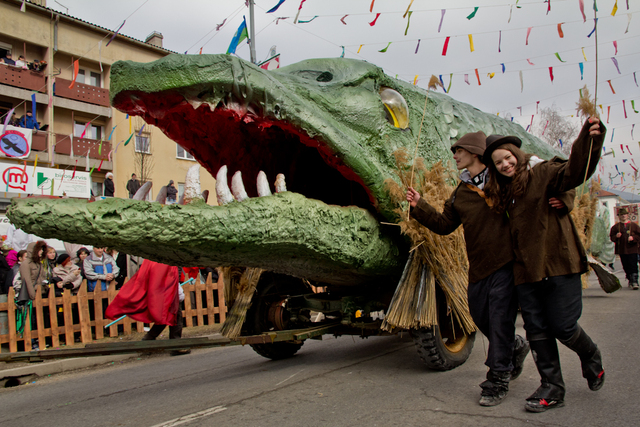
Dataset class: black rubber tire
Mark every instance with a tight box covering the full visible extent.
[412,326,476,371]
[246,274,308,360]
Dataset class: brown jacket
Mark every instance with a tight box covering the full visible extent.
[19,242,47,300]
[411,183,513,283]
[506,120,606,285]
[610,221,640,255]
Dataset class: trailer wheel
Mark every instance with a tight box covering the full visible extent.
[246,274,308,360]
[412,326,475,371]
[412,282,476,371]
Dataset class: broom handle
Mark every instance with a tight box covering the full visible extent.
[104,277,195,328]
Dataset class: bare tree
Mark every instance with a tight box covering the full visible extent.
[534,106,579,155]
[133,134,154,187]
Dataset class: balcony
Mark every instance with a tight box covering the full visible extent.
[54,134,111,160]
[54,78,110,108]
[28,133,110,160]
[0,63,46,92]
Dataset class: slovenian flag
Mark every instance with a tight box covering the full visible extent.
[226,16,249,55]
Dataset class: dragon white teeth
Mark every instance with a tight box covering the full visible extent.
[133,181,153,201]
[155,186,167,204]
[274,174,287,193]
[231,171,249,201]
[215,165,235,205]
[256,171,272,197]
[183,164,204,205]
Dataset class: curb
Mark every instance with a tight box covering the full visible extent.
[0,354,135,384]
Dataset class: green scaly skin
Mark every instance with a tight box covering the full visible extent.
[7,55,560,286]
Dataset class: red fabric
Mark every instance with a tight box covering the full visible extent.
[105,260,179,325]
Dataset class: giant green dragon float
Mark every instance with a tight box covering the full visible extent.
[7,55,563,368]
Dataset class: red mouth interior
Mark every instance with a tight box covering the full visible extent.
[114,90,375,210]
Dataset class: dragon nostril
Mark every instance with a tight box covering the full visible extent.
[316,72,333,82]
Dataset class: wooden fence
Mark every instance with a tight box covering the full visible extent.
[0,273,226,353]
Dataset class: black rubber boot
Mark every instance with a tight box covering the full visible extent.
[510,334,530,381]
[479,370,510,407]
[633,273,639,290]
[525,334,565,413]
[559,325,605,391]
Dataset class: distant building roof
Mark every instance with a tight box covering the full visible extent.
[596,190,618,198]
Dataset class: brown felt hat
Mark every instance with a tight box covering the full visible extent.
[450,131,487,156]
[483,134,522,164]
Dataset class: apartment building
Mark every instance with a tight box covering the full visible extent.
[0,0,216,210]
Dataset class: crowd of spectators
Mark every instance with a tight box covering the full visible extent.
[0,51,47,71]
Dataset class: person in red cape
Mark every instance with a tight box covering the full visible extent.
[105,260,190,355]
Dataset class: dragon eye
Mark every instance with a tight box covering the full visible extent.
[379,87,409,129]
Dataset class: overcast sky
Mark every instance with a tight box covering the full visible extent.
[46,0,640,192]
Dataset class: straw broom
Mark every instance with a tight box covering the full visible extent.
[382,151,476,334]
[220,267,264,338]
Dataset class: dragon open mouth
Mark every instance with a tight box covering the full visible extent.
[115,88,376,213]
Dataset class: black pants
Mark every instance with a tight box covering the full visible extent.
[145,309,183,340]
[620,253,639,282]
[516,273,582,341]
[467,265,518,372]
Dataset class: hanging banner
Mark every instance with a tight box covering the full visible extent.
[0,161,91,198]
[0,125,32,159]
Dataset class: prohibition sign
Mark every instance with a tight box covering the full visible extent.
[0,130,29,157]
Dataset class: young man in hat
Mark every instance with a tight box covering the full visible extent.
[406,131,572,407]
[610,208,640,289]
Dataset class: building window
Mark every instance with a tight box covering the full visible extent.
[77,69,102,87]
[135,134,150,153]
[74,121,103,139]
[176,145,195,160]
[91,181,103,198]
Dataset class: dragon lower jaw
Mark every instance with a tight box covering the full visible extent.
[7,192,403,286]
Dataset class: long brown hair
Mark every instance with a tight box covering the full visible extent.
[484,143,533,214]
[31,240,47,263]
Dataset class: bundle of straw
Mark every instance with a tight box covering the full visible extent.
[220,267,264,338]
[382,150,476,334]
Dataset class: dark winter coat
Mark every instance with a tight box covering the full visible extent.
[166,184,178,201]
[104,178,115,197]
[504,120,606,285]
[610,221,640,255]
[18,114,39,130]
[126,178,141,197]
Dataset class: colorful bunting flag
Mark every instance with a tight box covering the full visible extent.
[442,37,450,56]
[519,71,523,92]
[357,44,363,53]
[611,57,621,74]
[613,41,618,55]
[557,23,564,38]
[340,46,345,57]
[612,0,618,16]
[413,75,418,85]
[582,47,588,61]
[555,53,566,62]
[369,13,381,26]
[267,0,286,13]
[587,19,598,38]
[2,107,15,135]
[579,0,587,22]
[635,72,638,87]
[625,13,632,33]
[106,20,126,47]
[498,30,502,52]
[549,67,554,82]
[80,122,90,139]
[579,62,584,80]
[69,60,79,89]
[98,159,103,171]
[340,15,348,25]
[475,69,481,85]
[607,80,616,94]
[527,59,535,66]
[85,152,89,171]
[226,16,248,54]
[439,75,446,92]
[501,63,505,73]
[607,106,611,123]
[124,133,134,146]
[488,72,495,79]
[378,42,391,53]
[69,134,74,159]
[107,126,116,141]
[466,7,479,20]
[464,74,470,85]
[415,39,421,54]
[468,34,474,52]
[404,11,412,35]
[294,0,307,24]
[446,73,453,93]
[438,9,445,32]
[623,100,628,118]
[298,16,318,23]
[632,100,638,113]
[403,0,414,18]
[370,0,375,12]
[526,27,533,45]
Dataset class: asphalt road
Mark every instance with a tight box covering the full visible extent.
[1,267,639,427]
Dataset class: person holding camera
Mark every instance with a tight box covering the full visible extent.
[53,254,82,294]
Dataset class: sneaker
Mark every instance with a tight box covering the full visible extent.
[633,284,639,290]
[525,398,565,413]
[510,335,530,381]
